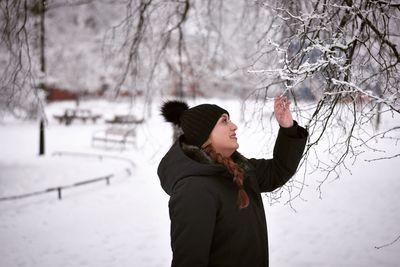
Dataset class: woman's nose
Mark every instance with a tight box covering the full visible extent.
[230,122,238,131]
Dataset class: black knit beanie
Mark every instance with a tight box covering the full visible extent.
[161,100,229,147]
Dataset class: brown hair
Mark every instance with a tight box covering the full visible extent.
[202,144,250,209]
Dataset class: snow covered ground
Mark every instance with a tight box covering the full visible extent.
[0,98,399,267]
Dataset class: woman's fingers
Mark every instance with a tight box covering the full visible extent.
[275,95,290,111]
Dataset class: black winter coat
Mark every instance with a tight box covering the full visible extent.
[157,122,308,267]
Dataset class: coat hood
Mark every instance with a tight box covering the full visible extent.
[157,138,231,195]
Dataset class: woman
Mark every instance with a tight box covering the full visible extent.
[157,96,308,267]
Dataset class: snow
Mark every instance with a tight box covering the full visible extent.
[1,98,399,267]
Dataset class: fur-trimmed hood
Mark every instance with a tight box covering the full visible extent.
[157,137,251,196]
[181,142,251,171]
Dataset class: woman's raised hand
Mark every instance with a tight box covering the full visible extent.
[274,95,294,128]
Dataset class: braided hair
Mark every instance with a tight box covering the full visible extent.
[202,144,250,209]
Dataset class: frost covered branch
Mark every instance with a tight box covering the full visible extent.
[248,0,400,203]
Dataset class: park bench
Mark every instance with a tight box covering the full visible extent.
[92,126,137,149]
[105,114,144,125]
[53,108,102,125]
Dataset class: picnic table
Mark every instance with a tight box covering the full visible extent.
[53,108,102,125]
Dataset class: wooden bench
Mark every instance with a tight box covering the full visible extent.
[92,126,136,149]
[105,114,144,125]
[53,108,102,125]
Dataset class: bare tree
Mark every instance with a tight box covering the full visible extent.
[247,0,400,201]
[0,0,120,118]
[1,0,270,114]
[103,0,271,110]
[0,0,41,118]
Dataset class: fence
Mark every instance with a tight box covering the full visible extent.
[0,151,134,202]
[0,174,114,201]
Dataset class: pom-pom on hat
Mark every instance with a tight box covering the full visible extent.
[161,100,229,147]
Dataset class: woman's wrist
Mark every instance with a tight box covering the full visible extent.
[279,120,298,136]
[279,120,294,128]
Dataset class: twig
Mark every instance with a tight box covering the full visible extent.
[375,234,400,249]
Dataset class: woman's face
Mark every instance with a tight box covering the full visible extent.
[205,114,239,157]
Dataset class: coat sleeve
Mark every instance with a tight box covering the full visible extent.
[168,177,218,267]
[248,121,308,192]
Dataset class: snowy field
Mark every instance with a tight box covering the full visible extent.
[0,98,399,267]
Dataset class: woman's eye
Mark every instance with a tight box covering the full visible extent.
[220,115,230,124]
